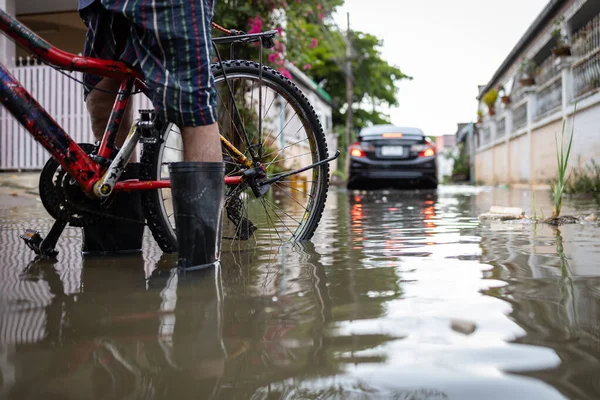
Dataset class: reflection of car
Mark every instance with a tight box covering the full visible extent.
[347,125,437,189]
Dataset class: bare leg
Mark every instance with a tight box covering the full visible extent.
[86,77,136,160]
[181,123,222,163]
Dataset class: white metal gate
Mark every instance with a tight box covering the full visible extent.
[0,62,153,170]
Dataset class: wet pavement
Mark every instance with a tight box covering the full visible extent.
[1,182,599,399]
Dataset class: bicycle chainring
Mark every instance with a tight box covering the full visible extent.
[39,143,104,227]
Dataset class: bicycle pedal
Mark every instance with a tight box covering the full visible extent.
[20,229,43,252]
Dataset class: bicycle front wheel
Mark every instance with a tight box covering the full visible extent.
[142,60,331,253]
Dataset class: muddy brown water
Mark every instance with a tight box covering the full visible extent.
[0,185,599,399]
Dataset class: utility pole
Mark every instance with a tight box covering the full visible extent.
[344,12,353,175]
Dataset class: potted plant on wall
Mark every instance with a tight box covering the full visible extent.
[551,16,571,57]
[498,85,511,105]
[518,58,537,86]
[477,110,483,124]
[482,88,498,116]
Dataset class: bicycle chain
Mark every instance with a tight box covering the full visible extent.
[39,144,150,227]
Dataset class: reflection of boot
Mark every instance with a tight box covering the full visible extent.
[78,254,149,337]
[169,162,224,271]
[81,163,145,256]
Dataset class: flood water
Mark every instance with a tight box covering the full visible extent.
[1,185,599,399]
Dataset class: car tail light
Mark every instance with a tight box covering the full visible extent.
[349,141,373,158]
[421,147,435,157]
[411,144,436,158]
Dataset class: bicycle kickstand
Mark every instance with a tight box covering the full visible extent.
[20,217,68,260]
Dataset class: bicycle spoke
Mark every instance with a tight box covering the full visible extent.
[274,184,311,212]
[262,98,288,150]
[245,78,255,136]
[245,195,259,248]
[278,180,317,183]
[261,87,278,123]
[264,110,299,151]
[262,94,292,149]
[264,138,311,168]
[262,198,298,239]
[216,87,250,153]
[262,197,303,227]
[264,151,313,167]
[275,182,314,198]
[262,137,309,159]
[260,198,284,242]
[216,72,255,153]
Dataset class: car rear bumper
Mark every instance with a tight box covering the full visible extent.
[348,156,437,185]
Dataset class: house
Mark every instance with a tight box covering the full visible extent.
[0,0,336,171]
[455,122,476,183]
[475,0,600,186]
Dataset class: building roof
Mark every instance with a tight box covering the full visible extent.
[477,0,565,99]
[285,61,332,104]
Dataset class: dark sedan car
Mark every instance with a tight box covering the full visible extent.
[347,125,438,189]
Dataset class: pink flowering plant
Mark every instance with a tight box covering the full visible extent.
[213,0,342,79]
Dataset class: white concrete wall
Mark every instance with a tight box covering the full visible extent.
[0,0,16,67]
[476,93,600,186]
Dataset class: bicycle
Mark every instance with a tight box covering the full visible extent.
[0,9,339,259]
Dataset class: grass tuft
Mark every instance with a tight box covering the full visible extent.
[564,157,600,195]
[551,104,576,218]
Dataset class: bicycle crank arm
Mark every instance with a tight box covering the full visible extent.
[259,150,340,187]
[93,123,142,198]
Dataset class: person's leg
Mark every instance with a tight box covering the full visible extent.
[79,3,145,256]
[181,124,222,163]
[85,77,135,159]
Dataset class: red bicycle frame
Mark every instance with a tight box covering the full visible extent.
[0,9,243,196]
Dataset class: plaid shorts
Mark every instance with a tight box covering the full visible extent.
[80,0,217,127]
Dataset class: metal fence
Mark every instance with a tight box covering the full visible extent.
[573,50,600,99]
[536,77,562,118]
[536,55,558,88]
[480,126,491,146]
[512,102,528,132]
[572,12,600,99]
[496,117,506,138]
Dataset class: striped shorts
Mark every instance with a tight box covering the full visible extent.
[80,0,217,127]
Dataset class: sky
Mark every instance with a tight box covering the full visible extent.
[332,0,550,136]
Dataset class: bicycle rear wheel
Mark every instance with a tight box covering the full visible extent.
[141,60,330,253]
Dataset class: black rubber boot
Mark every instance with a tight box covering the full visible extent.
[81,163,145,256]
[169,162,224,271]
